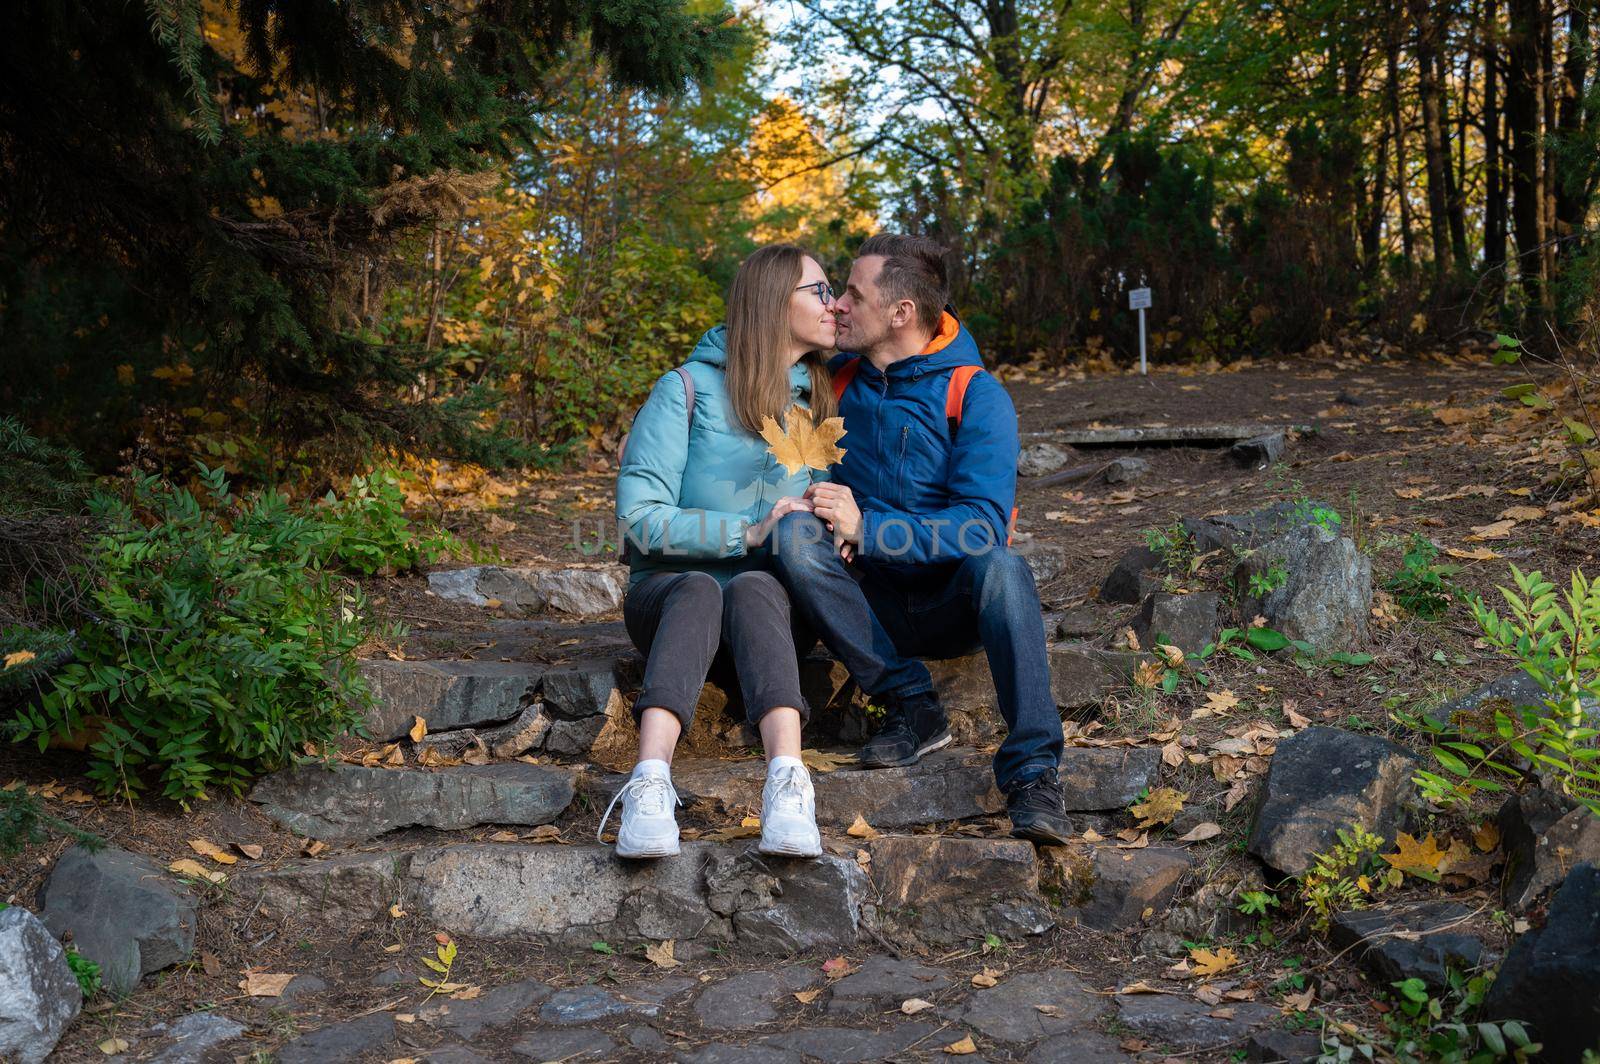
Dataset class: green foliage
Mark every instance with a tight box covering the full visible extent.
[0,626,75,699]
[0,786,102,858]
[0,417,91,517]
[1298,826,1402,933]
[1248,564,1288,599]
[1143,519,1198,577]
[1397,566,1600,816]
[11,465,381,804]
[319,469,469,576]
[66,948,101,998]
[1329,972,1540,1064]
[1385,535,1458,620]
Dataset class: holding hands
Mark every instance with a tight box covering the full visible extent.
[745,495,814,550]
[805,482,861,561]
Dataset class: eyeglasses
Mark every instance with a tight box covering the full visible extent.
[795,280,835,306]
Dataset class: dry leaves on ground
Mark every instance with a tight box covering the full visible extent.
[187,838,237,865]
[1382,832,1447,879]
[1130,787,1187,828]
[846,814,880,840]
[971,967,1001,988]
[1188,947,1239,978]
[239,971,296,997]
[644,939,680,969]
[944,1035,978,1055]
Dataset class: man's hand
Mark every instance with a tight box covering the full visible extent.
[745,495,813,550]
[805,482,862,546]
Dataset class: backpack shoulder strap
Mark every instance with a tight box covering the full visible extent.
[674,366,696,432]
[831,357,861,401]
[944,365,983,437]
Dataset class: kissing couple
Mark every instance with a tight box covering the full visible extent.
[605,234,1069,858]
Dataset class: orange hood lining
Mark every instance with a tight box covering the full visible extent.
[919,311,959,356]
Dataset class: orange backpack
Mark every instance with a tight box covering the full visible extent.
[831,359,1017,542]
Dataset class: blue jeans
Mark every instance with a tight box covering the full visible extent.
[770,512,1062,790]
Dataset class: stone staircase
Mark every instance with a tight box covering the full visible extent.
[240,616,1175,955]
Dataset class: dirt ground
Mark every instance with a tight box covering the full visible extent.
[5,338,1596,1062]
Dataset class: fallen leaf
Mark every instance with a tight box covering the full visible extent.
[1444,545,1501,561]
[1130,787,1187,828]
[801,749,856,774]
[487,830,519,842]
[901,997,934,1014]
[302,839,328,857]
[1119,981,1165,994]
[1200,689,1240,716]
[1194,984,1224,1005]
[1499,505,1545,521]
[1133,660,1164,688]
[1393,487,1424,499]
[944,1035,978,1055]
[383,943,404,953]
[201,951,223,977]
[822,956,856,979]
[1466,519,1517,541]
[1161,742,1184,768]
[188,838,238,865]
[1176,822,1223,843]
[1035,1004,1062,1016]
[1382,832,1447,879]
[1116,831,1150,849]
[846,814,879,840]
[453,985,483,1000]
[1281,987,1315,1012]
[644,939,680,969]
[1080,827,1104,843]
[971,967,1000,988]
[98,1037,130,1054]
[239,971,296,997]
[1473,821,1501,852]
[1284,704,1311,729]
[409,716,428,743]
[235,843,264,860]
[3,650,37,669]
[1188,947,1239,978]
[794,988,822,1004]
[167,858,226,885]
[761,405,848,474]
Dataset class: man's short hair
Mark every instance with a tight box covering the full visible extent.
[858,233,950,333]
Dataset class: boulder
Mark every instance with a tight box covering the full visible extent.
[359,658,543,741]
[1184,500,1334,555]
[1246,727,1417,877]
[541,662,629,758]
[1496,789,1600,911]
[1481,863,1600,1061]
[1054,607,1104,640]
[1329,901,1492,993]
[1133,592,1221,655]
[1103,456,1152,485]
[959,969,1108,1043]
[1050,644,1149,711]
[1060,845,1193,930]
[594,749,1004,831]
[866,835,1052,944]
[1232,431,1286,469]
[1101,546,1167,604]
[38,845,196,996]
[1234,523,1371,652]
[0,907,82,1064]
[429,565,625,617]
[1060,745,1163,811]
[1115,996,1278,1050]
[703,850,869,952]
[249,762,577,842]
[1023,542,1068,586]
[1019,442,1073,477]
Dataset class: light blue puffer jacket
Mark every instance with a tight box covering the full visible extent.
[616,327,828,589]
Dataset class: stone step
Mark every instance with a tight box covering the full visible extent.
[248,762,577,842]
[428,564,626,617]
[240,834,1053,952]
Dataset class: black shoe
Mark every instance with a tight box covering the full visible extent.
[859,693,953,768]
[1005,769,1074,845]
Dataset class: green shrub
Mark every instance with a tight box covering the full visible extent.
[319,468,468,576]
[66,948,101,998]
[11,464,379,805]
[0,785,101,857]
[1385,534,1457,620]
[1397,566,1600,816]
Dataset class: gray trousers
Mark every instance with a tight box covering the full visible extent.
[623,570,810,728]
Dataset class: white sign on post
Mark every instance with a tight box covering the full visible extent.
[1128,287,1152,375]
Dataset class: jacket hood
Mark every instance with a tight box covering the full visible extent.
[687,326,814,393]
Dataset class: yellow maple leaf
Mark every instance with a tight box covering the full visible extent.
[760,405,847,475]
[1130,787,1187,828]
[2,650,36,670]
[1382,832,1446,880]
[1188,945,1239,978]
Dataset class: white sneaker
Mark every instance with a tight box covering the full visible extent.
[759,761,822,857]
[601,765,680,859]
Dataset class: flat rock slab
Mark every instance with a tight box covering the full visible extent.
[1055,424,1274,446]
[144,1012,247,1064]
[1063,845,1193,930]
[421,979,549,1038]
[960,969,1108,1042]
[826,956,953,1018]
[510,1027,616,1060]
[1059,745,1163,811]
[594,749,1004,829]
[277,1012,395,1064]
[0,907,81,1064]
[761,1020,943,1063]
[429,565,626,617]
[1329,901,1491,993]
[695,965,820,1029]
[245,841,866,951]
[1116,996,1278,1050]
[249,761,576,842]
[359,657,544,740]
[1027,1030,1135,1062]
[38,845,196,996]
[866,835,1052,944]
[1247,726,1417,877]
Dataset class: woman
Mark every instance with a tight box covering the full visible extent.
[604,244,840,859]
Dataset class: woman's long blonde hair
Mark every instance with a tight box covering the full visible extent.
[724,244,837,435]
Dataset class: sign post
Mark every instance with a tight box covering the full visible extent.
[1128,286,1152,375]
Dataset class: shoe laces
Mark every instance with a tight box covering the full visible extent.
[764,764,811,818]
[597,772,679,842]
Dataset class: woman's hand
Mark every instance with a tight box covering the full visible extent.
[745,495,814,550]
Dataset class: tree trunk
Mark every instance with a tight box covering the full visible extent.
[1540,0,1558,284]
[1441,33,1471,266]
[1483,0,1508,273]
[1506,0,1546,309]
[1554,0,1591,241]
[1361,127,1389,268]
[1413,0,1455,274]
[1387,32,1416,264]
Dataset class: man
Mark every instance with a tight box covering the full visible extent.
[770,233,1071,844]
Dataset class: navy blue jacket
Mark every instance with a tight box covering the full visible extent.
[830,312,1018,570]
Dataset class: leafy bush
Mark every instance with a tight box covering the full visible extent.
[1298,825,1401,932]
[11,465,379,804]
[66,949,101,998]
[1398,566,1600,816]
[1385,534,1457,620]
[319,468,468,576]
[0,785,101,858]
